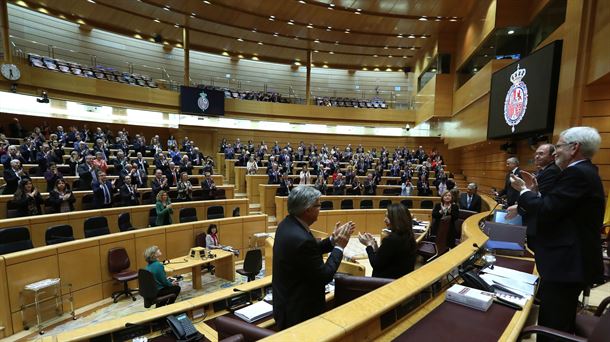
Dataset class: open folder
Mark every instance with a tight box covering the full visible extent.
[234,301,274,323]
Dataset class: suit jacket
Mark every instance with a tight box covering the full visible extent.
[272,215,342,329]
[119,184,140,206]
[47,190,75,213]
[458,193,482,212]
[366,232,416,279]
[518,160,604,284]
[92,180,115,208]
[151,177,169,197]
[499,168,521,206]
[518,163,561,238]
[3,168,29,195]
[77,163,96,190]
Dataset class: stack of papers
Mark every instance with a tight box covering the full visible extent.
[25,278,60,291]
[234,301,273,323]
[479,266,539,307]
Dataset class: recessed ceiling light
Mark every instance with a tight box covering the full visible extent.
[252,28,257,32]
[329,51,334,54]
[383,46,388,49]
[154,19,160,23]
[408,34,415,39]
[252,56,259,60]
[294,36,299,40]
[386,68,392,71]
[374,67,379,71]
[397,47,402,50]
[419,16,427,21]
[238,55,244,59]
[449,18,457,22]
[397,35,403,38]
[237,38,244,41]
[258,41,263,45]
[435,16,442,21]
[307,24,313,28]
[222,51,229,56]
[508,29,515,34]
[328,6,333,10]
[314,50,319,53]
[373,54,378,57]
[273,32,279,37]
[294,61,301,66]
[410,47,416,50]
[329,3,335,6]
[288,20,294,25]
[388,55,393,58]
[322,64,328,68]
[314,39,320,43]
[420,35,427,38]
[133,34,142,39]
[402,56,407,58]
[362,67,368,70]
[299,0,306,3]
[473,67,478,72]
[354,11,361,15]
[269,16,275,21]
[87,0,95,3]
[344,29,350,33]
[164,6,170,11]
[203,0,211,4]
[174,24,180,28]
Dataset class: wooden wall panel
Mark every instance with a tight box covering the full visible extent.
[587,0,610,84]
[452,59,513,115]
[0,257,12,337]
[454,0,497,70]
[165,225,195,260]
[582,81,610,195]
[444,95,490,149]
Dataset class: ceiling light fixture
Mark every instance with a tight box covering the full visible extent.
[203,0,211,4]
[299,0,306,3]
[420,35,427,38]
[397,34,403,38]
[237,38,244,41]
[307,24,313,28]
[288,20,294,25]
[87,0,95,3]
[419,16,428,21]
[273,32,279,36]
[329,51,334,54]
[362,67,368,70]
[294,61,302,66]
[314,50,319,53]
[258,41,263,45]
[508,29,515,34]
[314,39,320,43]
[373,54,378,57]
[329,3,335,6]
[238,54,244,59]
[252,28,257,32]
[252,56,259,60]
[269,15,275,21]
[322,64,328,68]
[374,67,379,71]
[163,6,170,11]
[383,46,388,49]
[222,51,229,56]
[408,34,415,39]
[153,19,160,23]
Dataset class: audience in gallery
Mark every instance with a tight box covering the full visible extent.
[12,179,43,216]
[431,191,460,248]
[119,175,140,206]
[155,190,173,226]
[358,203,417,279]
[144,245,181,306]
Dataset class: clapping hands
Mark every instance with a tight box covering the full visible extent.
[358,232,378,251]
[332,221,355,248]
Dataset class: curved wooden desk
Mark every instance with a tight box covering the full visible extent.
[0,198,249,247]
[0,214,268,336]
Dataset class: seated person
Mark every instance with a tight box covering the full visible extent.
[431,191,459,248]
[350,177,362,195]
[417,177,432,196]
[144,245,181,306]
[277,173,292,196]
[12,179,43,216]
[206,224,222,249]
[48,178,75,213]
[3,159,30,195]
[333,173,346,195]
[44,162,64,193]
[358,204,417,279]
[313,175,327,195]
[155,190,173,226]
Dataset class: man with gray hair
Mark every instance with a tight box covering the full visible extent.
[511,126,604,338]
[272,185,355,329]
[458,182,482,212]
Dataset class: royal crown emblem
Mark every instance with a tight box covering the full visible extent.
[503,64,528,132]
[197,91,210,112]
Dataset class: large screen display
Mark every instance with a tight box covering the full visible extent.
[180,86,225,116]
[487,40,562,139]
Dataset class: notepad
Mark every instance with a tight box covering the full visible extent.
[234,301,273,323]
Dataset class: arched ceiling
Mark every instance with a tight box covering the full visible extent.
[11,0,476,69]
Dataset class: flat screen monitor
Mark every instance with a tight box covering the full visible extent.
[487,40,563,139]
[180,86,225,116]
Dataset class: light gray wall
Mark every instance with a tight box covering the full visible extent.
[7,4,413,104]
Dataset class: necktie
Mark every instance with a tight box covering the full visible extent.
[467,196,472,208]
[102,183,110,204]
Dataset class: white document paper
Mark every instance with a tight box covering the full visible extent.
[479,273,535,297]
[234,301,273,323]
[482,265,539,285]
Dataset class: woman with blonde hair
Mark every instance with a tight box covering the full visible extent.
[155,190,173,226]
[144,245,180,306]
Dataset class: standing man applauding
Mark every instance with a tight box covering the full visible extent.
[510,127,604,339]
[273,186,355,330]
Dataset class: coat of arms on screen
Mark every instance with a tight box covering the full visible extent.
[197,92,210,112]
[504,64,528,133]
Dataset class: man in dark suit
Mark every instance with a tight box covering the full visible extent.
[511,127,604,338]
[151,169,170,198]
[202,172,217,199]
[496,157,521,207]
[507,144,561,251]
[119,175,140,206]
[272,186,355,330]
[77,155,98,190]
[458,183,482,212]
[3,159,30,195]
[92,171,116,209]
[332,173,346,195]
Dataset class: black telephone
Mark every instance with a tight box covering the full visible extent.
[460,269,494,293]
[166,313,203,341]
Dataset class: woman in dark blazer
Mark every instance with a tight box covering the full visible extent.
[431,190,459,248]
[48,178,75,213]
[12,179,44,216]
[358,203,417,279]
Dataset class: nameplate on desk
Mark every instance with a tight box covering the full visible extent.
[445,284,494,312]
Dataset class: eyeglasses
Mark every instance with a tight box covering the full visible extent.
[555,142,576,149]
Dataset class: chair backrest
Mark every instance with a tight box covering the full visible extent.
[435,216,452,256]
[108,247,131,273]
[149,208,158,227]
[382,188,398,195]
[360,200,373,209]
[340,199,354,210]
[321,201,334,210]
[243,249,263,275]
[214,316,274,341]
[45,224,74,245]
[167,190,178,200]
[83,216,110,238]
[0,227,34,254]
[420,200,434,209]
[400,199,413,208]
[195,232,207,248]
[81,194,95,210]
[456,209,478,237]
[6,200,19,218]
[118,212,134,232]
[207,206,225,219]
[232,207,241,217]
[334,274,393,306]
[590,309,610,342]
[142,191,153,204]
[179,207,198,223]
[138,269,158,308]
[379,199,392,209]
[192,189,204,201]
[215,188,226,199]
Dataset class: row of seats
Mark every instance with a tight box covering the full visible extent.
[318,198,433,210]
[314,96,388,109]
[0,205,236,254]
[28,54,158,88]
[5,188,227,218]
